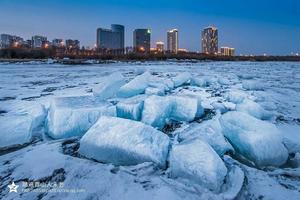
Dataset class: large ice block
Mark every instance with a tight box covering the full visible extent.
[79,116,170,168]
[0,103,46,149]
[220,111,288,167]
[169,139,228,191]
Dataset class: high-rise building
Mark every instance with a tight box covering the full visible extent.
[156,41,164,52]
[0,34,24,48]
[52,39,64,48]
[65,39,80,50]
[167,29,178,53]
[96,24,124,52]
[201,26,218,54]
[220,47,235,56]
[32,35,47,48]
[0,34,12,48]
[133,29,151,53]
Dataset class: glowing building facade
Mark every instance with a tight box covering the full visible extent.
[167,29,178,53]
[202,26,218,54]
[156,41,164,52]
[220,47,235,56]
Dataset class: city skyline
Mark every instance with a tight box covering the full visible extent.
[0,0,299,55]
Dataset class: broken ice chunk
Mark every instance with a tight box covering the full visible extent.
[0,116,34,149]
[242,80,264,90]
[225,90,248,104]
[46,95,116,139]
[178,113,233,156]
[172,72,191,87]
[116,101,144,121]
[117,71,151,98]
[141,95,200,129]
[277,124,300,154]
[218,77,231,85]
[220,111,288,167]
[191,77,208,87]
[79,116,170,168]
[93,72,125,100]
[169,96,198,122]
[236,99,272,120]
[141,95,172,129]
[169,139,228,191]
[0,103,46,149]
[211,102,228,114]
[145,87,165,96]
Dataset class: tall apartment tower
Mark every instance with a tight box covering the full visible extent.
[96,24,125,52]
[201,26,218,54]
[167,29,178,53]
[133,29,151,53]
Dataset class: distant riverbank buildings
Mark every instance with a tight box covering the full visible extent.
[1,24,238,57]
[0,34,24,48]
[96,24,125,54]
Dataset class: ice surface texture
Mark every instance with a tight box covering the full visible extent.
[117,71,151,98]
[171,72,191,87]
[178,113,233,156]
[46,95,116,139]
[169,139,228,191]
[93,72,126,100]
[0,103,46,148]
[141,95,202,128]
[79,116,170,168]
[220,111,288,167]
[236,99,272,120]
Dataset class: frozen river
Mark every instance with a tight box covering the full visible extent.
[0,61,300,200]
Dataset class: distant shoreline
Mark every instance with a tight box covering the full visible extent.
[0,56,300,65]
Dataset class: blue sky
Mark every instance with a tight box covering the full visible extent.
[0,0,299,55]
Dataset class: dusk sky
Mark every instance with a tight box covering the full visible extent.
[0,0,299,55]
